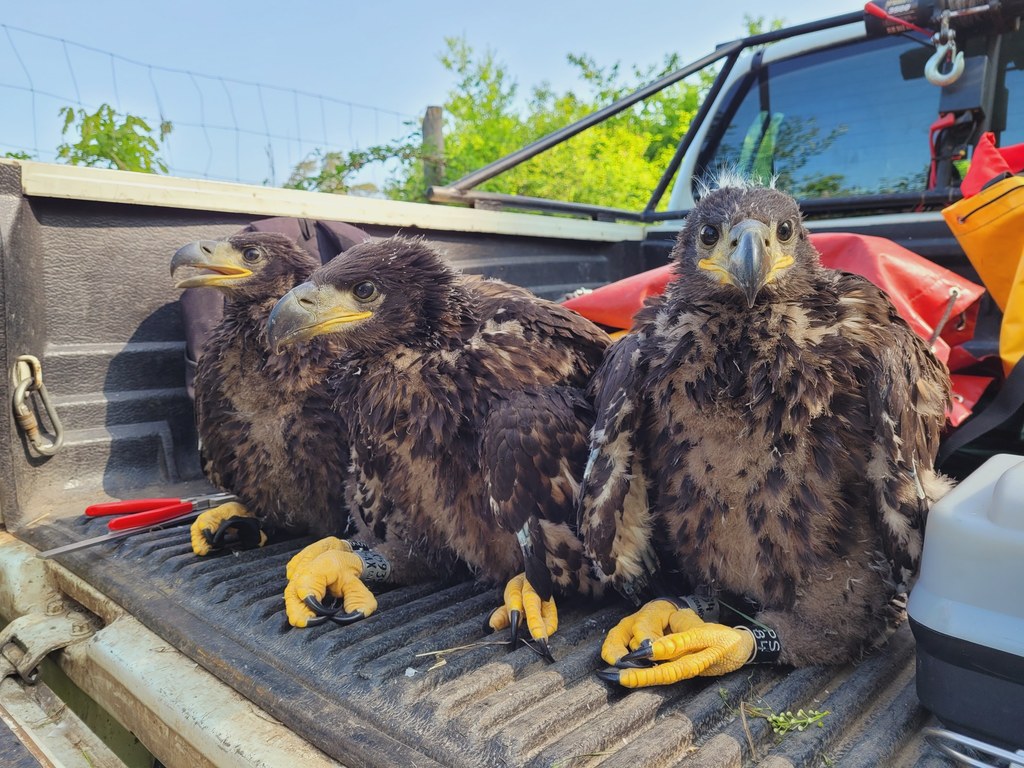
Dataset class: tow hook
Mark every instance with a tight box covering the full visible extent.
[925,13,965,88]
[0,610,98,685]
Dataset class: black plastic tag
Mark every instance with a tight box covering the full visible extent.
[749,626,782,663]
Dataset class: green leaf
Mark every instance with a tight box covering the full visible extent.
[55,103,171,174]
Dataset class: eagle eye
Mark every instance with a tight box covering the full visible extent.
[698,224,719,247]
[777,220,794,243]
[242,247,262,263]
[353,281,378,302]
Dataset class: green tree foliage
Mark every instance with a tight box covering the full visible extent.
[289,17,788,209]
[57,104,172,173]
[286,38,714,210]
[284,143,420,195]
[383,38,714,209]
[743,14,785,36]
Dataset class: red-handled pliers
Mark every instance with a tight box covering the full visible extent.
[37,492,240,559]
[84,491,237,531]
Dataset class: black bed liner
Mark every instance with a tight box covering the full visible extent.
[18,509,954,768]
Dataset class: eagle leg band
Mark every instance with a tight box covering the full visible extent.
[677,595,720,624]
[742,625,782,664]
[349,544,392,583]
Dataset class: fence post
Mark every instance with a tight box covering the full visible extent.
[422,106,445,189]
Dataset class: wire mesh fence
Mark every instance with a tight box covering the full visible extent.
[0,23,420,190]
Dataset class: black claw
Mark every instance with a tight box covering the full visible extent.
[538,638,553,663]
[302,595,365,626]
[620,638,654,664]
[329,610,365,626]
[304,594,341,617]
[509,609,522,649]
[522,637,555,663]
[484,607,503,636]
[614,657,654,669]
[596,667,622,683]
[205,517,264,550]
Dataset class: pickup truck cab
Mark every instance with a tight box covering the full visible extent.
[2,6,1021,767]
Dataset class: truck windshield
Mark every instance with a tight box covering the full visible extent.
[697,35,944,199]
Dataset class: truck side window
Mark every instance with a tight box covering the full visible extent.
[998,26,1024,146]
[697,36,942,199]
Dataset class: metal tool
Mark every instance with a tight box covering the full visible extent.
[37,492,237,559]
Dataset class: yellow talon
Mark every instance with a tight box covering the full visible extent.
[602,599,690,665]
[645,624,745,662]
[491,573,558,642]
[488,608,511,632]
[613,624,756,688]
[190,501,252,556]
[520,576,557,641]
[629,599,679,647]
[488,573,523,632]
[668,607,708,635]
[283,540,376,628]
[285,537,352,580]
[505,573,526,615]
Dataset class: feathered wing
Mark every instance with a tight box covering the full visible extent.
[471,278,609,385]
[577,333,657,599]
[481,387,595,601]
[835,273,952,590]
[193,340,239,495]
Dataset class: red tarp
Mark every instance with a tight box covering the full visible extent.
[961,132,1024,198]
[564,232,989,425]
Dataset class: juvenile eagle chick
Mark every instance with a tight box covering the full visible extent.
[267,237,610,652]
[579,183,952,687]
[172,232,350,555]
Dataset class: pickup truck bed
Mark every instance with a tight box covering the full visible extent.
[20,505,949,768]
[0,159,960,767]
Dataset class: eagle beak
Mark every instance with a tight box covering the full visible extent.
[171,240,254,289]
[726,220,774,309]
[267,282,373,353]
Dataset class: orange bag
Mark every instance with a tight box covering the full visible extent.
[942,138,1024,376]
[942,175,1024,314]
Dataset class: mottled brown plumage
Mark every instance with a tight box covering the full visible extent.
[267,236,610,608]
[173,232,350,539]
[580,184,952,666]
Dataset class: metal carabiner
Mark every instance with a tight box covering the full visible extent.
[925,14,965,87]
[11,354,65,457]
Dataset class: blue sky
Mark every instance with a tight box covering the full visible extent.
[1,0,859,187]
